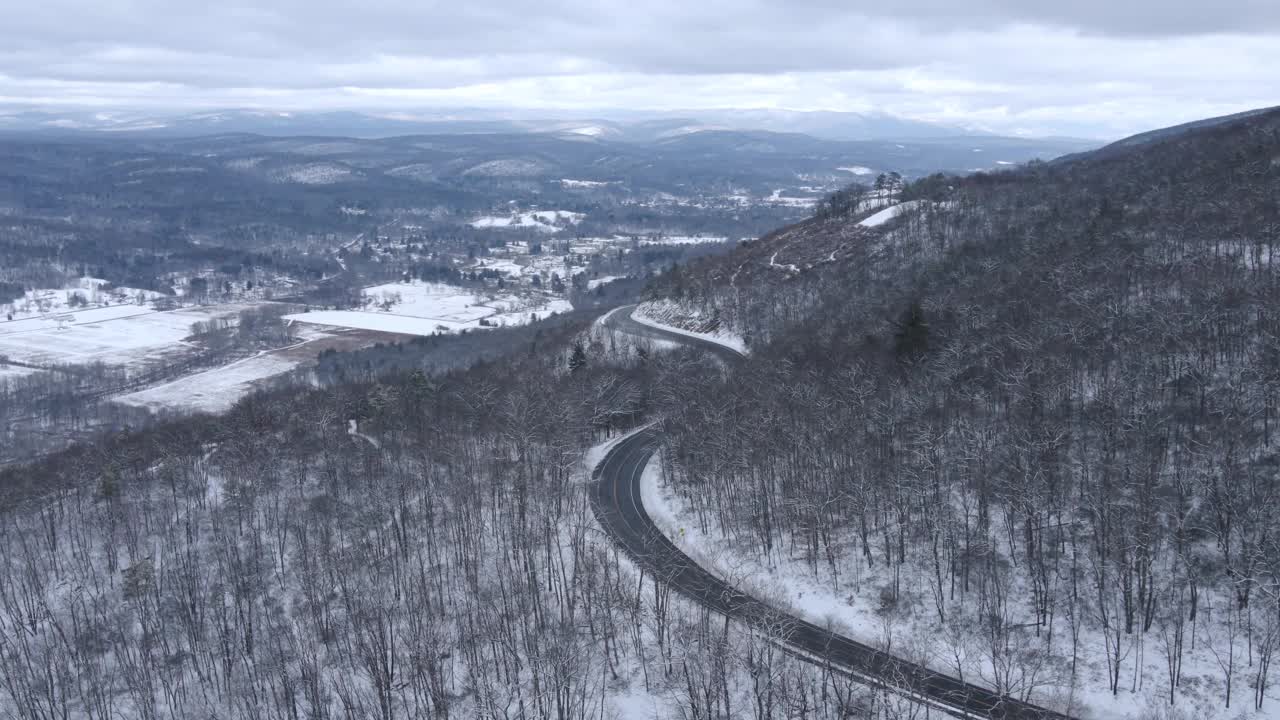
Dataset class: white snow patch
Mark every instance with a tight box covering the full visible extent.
[638,234,729,246]
[287,281,572,337]
[766,189,819,208]
[587,275,622,290]
[470,210,585,232]
[0,303,259,367]
[859,200,924,228]
[115,352,301,414]
[560,178,612,188]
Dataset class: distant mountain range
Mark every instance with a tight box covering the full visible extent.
[0,107,1095,145]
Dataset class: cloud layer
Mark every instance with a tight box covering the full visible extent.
[4,0,1278,137]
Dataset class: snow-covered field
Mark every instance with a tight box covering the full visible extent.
[284,311,470,336]
[115,352,299,414]
[470,210,585,232]
[859,200,925,227]
[471,258,526,275]
[766,189,820,208]
[286,281,572,337]
[0,303,256,367]
[638,234,729,246]
[1,278,165,323]
[839,165,876,176]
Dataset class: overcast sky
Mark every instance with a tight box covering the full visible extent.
[3,0,1278,138]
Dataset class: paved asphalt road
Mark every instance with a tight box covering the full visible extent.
[591,305,1073,720]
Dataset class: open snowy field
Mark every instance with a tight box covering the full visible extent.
[114,352,300,414]
[0,304,155,336]
[639,234,730,246]
[0,303,259,367]
[470,209,585,232]
[286,281,572,337]
[1,278,166,323]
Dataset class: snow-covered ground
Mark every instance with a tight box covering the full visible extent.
[561,178,612,188]
[0,303,258,367]
[0,363,37,381]
[1,278,164,324]
[587,275,622,289]
[638,234,729,246]
[470,210,585,232]
[766,189,820,208]
[286,311,473,336]
[286,281,571,337]
[115,352,300,414]
[839,166,876,176]
[632,300,748,355]
[0,304,154,335]
[768,249,800,274]
[276,163,357,184]
[859,200,925,228]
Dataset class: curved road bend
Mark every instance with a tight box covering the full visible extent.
[592,306,1072,720]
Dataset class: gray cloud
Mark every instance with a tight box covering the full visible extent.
[2,0,1278,137]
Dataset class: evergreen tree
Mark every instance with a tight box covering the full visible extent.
[568,341,588,373]
[893,300,929,360]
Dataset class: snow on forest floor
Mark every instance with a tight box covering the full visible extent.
[285,281,572,337]
[639,453,1280,720]
[632,300,748,355]
[584,428,930,719]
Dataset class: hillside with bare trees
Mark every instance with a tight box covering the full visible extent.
[641,107,1280,716]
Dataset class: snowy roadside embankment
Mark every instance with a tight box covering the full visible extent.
[641,456,879,640]
[631,300,748,355]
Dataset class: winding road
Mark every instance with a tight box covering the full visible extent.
[591,305,1072,720]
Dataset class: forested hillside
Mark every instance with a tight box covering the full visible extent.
[644,108,1280,714]
[1,107,1276,719]
[0,312,910,719]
